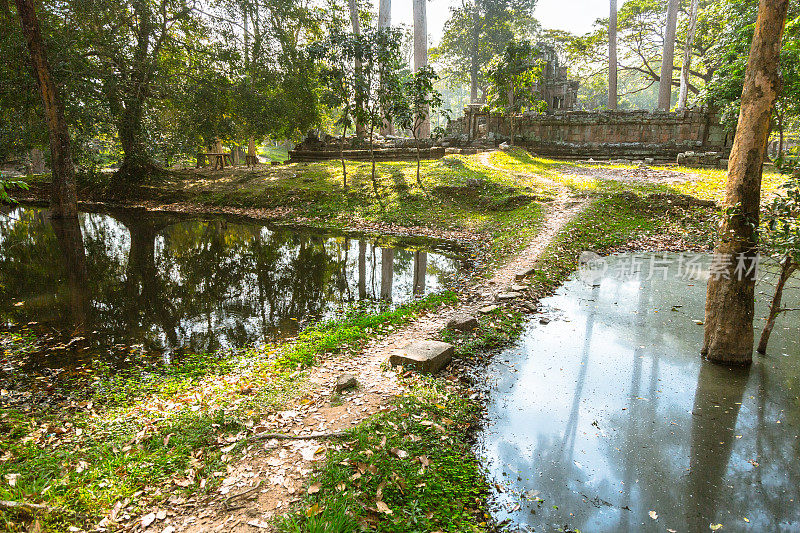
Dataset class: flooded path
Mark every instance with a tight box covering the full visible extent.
[0,205,463,360]
[479,254,800,532]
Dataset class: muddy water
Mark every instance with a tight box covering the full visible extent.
[0,206,463,358]
[479,254,800,533]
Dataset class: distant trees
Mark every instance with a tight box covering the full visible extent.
[431,0,538,104]
[569,0,724,109]
[486,41,546,144]
[678,0,700,110]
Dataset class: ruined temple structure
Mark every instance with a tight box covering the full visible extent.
[535,44,579,112]
[289,131,445,162]
[446,108,732,164]
[290,109,733,165]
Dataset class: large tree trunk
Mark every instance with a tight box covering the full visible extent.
[14,0,79,220]
[116,0,156,182]
[608,0,618,110]
[703,0,790,365]
[348,0,365,138]
[470,9,480,103]
[657,0,680,111]
[378,0,393,136]
[413,0,430,138]
[678,0,700,111]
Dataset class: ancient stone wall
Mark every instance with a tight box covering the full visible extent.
[446,109,731,162]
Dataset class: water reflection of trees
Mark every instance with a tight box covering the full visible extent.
[0,207,459,356]
[484,275,800,532]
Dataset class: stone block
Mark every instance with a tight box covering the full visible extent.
[479,305,500,314]
[497,292,523,301]
[335,374,358,392]
[515,267,537,281]
[446,315,479,331]
[389,341,453,374]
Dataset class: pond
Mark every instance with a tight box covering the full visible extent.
[0,205,464,359]
[478,254,800,532]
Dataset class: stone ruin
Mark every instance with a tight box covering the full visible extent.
[290,109,733,165]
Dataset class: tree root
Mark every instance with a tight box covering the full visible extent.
[0,500,59,513]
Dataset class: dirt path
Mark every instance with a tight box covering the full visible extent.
[129,155,589,533]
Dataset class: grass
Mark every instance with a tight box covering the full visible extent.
[0,292,459,532]
[275,378,489,533]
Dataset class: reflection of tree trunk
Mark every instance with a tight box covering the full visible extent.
[686,363,749,530]
[703,0,790,364]
[51,216,89,332]
[123,216,180,348]
[380,248,395,301]
[358,240,367,300]
[412,251,427,296]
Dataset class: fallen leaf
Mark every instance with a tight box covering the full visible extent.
[162,527,176,533]
[5,473,19,487]
[247,520,271,529]
[649,511,658,520]
[709,524,723,531]
[141,512,156,528]
[306,503,322,517]
[376,501,393,515]
[308,483,321,495]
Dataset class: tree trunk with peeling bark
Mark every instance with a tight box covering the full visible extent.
[658,0,680,111]
[703,0,791,365]
[413,0,430,138]
[608,0,618,110]
[678,0,700,110]
[349,0,365,138]
[14,0,79,220]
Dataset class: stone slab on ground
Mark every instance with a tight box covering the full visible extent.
[479,305,500,314]
[515,267,537,281]
[497,292,523,301]
[389,341,454,374]
[335,374,358,392]
[446,315,479,331]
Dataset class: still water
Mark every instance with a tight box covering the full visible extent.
[479,254,800,533]
[0,206,463,356]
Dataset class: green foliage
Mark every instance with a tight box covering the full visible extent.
[431,0,538,99]
[0,180,28,204]
[277,291,459,369]
[761,177,800,264]
[486,40,546,116]
[703,1,800,131]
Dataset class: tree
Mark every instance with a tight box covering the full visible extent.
[757,177,799,354]
[486,40,545,145]
[657,0,680,110]
[570,0,724,109]
[397,65,444,188]
[12,0,79,220]
[702,0,791,365]
[608,0,618,110]
[312,28,360,188]
[412,0,430,138]
[353,27,407,201]
[678,0,700,110]
[431,0,538,104]
[703,1,800,138]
